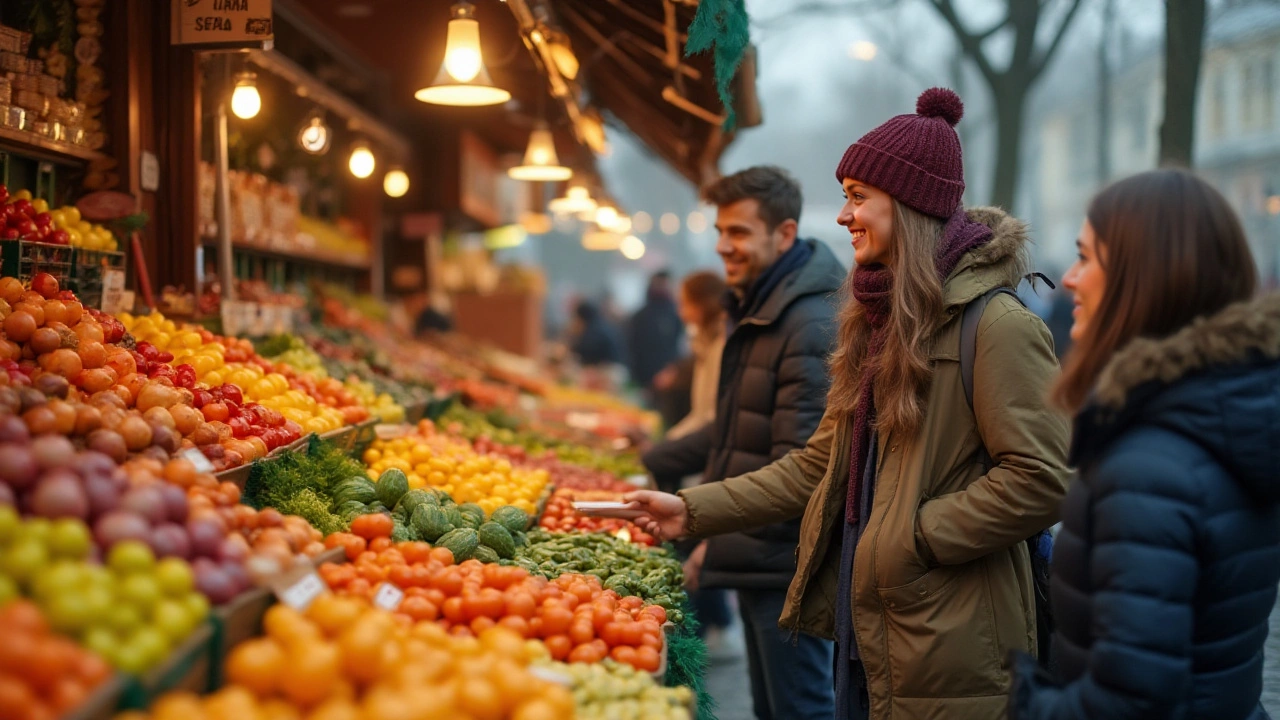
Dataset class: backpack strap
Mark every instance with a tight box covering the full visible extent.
[959,286,1025,410]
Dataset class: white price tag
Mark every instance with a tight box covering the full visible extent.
[372,582,404,611]
[625,474,650,488]
[276,571,326,611]
[181,448,216,474]
[375,424,410,440]
[99,269,127,314]
[527,666,574,687]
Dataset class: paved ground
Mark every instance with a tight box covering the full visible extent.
[705,593,1280,720]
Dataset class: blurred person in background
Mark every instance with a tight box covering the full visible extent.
[569,299,625,371]
[662,271,728,442]
[1009,170,1280,720]
[641,165,843,720]
[627,271,685,405]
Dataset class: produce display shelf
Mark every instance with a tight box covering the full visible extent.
[62,673,126,720]
[201,238,371,271]
[117,622,216,710]
[0,126,106,165]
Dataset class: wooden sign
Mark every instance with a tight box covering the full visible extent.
[76,191,136,222]
[171,0,274,48]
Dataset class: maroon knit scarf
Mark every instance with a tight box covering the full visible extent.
[845,208,994,524]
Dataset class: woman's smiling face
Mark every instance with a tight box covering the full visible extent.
[837,178,894,266]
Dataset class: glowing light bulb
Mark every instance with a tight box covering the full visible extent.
[230,74,261,119]
[383,168,410,197]
[349,144,376,179]
[620,235,646,260]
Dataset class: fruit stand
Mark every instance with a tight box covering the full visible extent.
[0,226,712,720]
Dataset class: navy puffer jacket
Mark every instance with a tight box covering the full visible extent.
[1009,293,1280,720]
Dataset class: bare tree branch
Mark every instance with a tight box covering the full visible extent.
[929,0,999,84]
[975,15,1011,42]
[1032,0,1087,78]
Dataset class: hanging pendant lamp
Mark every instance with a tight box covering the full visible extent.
[416,2,512,107]
[548,181,597,216]
[508,122,572,181]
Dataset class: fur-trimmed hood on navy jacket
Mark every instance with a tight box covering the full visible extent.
[1010,292,1280,720]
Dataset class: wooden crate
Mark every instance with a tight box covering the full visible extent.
[116,622,215,710]
[62,673,125,720]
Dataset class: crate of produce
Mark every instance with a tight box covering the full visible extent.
[71,247,126,309]
[0,240,74,285]
[348,417,380,457]
[62,673,127,720]
[117,621,216,710]
[210,586,273,670]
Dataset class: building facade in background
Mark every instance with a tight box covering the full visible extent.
[1029,1,1280,283]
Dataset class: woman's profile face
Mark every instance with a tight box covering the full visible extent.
[1062,220,1107,342]
[677,287,704,328]
[838,178,894,266]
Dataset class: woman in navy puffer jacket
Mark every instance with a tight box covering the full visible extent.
[1009,169,1280,720]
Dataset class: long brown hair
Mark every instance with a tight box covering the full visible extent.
[827,201,946,437]
[1053,169,1258,411]
[681,271,727,331]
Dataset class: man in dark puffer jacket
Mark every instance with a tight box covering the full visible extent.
[1009,292,1280,720]
[643,166,843,720]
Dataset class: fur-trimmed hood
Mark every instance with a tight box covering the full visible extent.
[1073,292,1280,502]
[942,206,1033,308]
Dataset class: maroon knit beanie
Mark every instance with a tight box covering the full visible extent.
[835,87,966,219]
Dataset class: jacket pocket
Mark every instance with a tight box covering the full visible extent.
[877,562,1006,699]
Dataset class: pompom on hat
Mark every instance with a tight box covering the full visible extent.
[836,87,967,219]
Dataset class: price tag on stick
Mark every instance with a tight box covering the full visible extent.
[181,448,215,474]
[274,571,326,611]
[372,582,404,611]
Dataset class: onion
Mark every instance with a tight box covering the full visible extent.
[0,415,29,443]
[156,482,189,523]
[94,510,151,547]
[33,374,69,400]
[30,435,75,471]
[0,387,20,414]
[120,485,167,525]
[18,387,46,413]
[187,518,225,558]
[194,564,237,605]
[28,470,89,520]
[82,473,121,518]
[86,429,127,464]
[149,523,192,560]
[218,534,250,563]
[0,444,39,490]
[222,560,250,596]
[150,425,181,455]
[72,451,117,480]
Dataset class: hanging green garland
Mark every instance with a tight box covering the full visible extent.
[685,0,750,132]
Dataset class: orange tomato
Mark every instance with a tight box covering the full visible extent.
[469,617,497,635]
[428,547,455,566]
[567,643,604,664]
[542,635,572,661]
[540,605,573,637]
[504,591,537,620]
[568,621,594,647]
[397,542,432,564]
[349,514,394,541]
[225,638,286,696]
[399,597,438,623]
[610,646,638,667]
[368,537,393,553]
[634,645,661,672]
[442,597,466,624]
[496,616,529,639]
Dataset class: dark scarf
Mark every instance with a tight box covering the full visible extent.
[846,208,994,523]
[725,239,814,323]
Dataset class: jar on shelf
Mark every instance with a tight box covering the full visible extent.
[0,78,11,106]
[1,105,25,130]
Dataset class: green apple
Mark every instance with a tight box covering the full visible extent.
[118,574,161,614]
[182,592,210,622]
[0,575,17,605]
[83,627,118,659]
[108,540,156,576]
[0,538,48,584]
[0,506,19,544]
[152,599,194,643]
[105,604,144,634]
[154,558,194,597]
[130,627,170,670]
[32,560,84,600]
[46,593,92,634]
[47,519,92,559]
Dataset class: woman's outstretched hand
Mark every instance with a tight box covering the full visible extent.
[621,490,689,541]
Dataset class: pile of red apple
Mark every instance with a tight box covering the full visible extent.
[0,185,69,245]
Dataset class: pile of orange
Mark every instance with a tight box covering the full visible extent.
[318,531,666,673]
[0,601,113,720]
[120,598,574,720]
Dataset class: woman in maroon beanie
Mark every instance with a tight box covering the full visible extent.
[618,88,1072,719]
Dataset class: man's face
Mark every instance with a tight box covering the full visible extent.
[713,199,797,296]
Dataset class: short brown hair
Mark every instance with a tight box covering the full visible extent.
[703,166,803,230]
[1053,169,1257,411]
[681,270,727,319]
